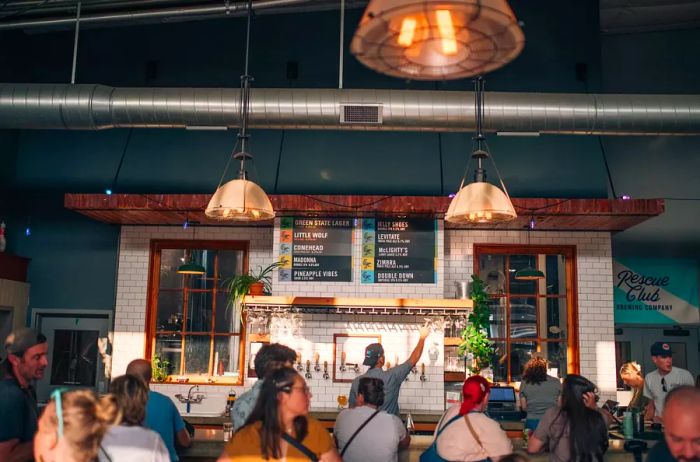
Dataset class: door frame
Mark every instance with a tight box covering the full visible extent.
[30,309,114,402]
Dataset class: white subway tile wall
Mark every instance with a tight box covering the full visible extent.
[112,225,616,412]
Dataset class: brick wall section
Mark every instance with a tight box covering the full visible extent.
[112,225,616,412]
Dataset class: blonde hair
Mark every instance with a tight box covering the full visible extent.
[619,361,642,377]
[109,374,149,425]
[44,390,119,462]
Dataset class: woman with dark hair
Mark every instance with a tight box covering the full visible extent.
[431,375,512,461]
[527,374,609,462]
[519,356,560,431]
[218,367,340,461]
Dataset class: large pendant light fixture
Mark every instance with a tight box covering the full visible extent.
[445,77,516,224]
[205,0,274,222]
[350,0,524,81]
[515,216,545,280]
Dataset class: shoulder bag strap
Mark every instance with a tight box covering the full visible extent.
[282,433,319,462]
[340,409,382,457]
[464,414,485,450]
[435,413,463,439]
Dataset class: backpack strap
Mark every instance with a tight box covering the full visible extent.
[340,409,382,457]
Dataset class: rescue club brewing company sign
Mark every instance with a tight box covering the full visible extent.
[361,218,437,284]
[613,259,699,325]
[278,217,353,282]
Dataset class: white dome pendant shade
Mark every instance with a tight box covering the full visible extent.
[351,0,525,80]
[445,181,516,224]
[205,177,275,221]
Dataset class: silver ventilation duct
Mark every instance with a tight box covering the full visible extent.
[1,83,699,135]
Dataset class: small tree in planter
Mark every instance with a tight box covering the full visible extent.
[458,275,495,375]
[222,261,282,317]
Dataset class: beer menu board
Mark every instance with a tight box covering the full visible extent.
[361,218,437,284]
[278,217,353,282]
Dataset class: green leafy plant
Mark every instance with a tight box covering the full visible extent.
[152,354,171,382]
[222,261,282,310]
[458,275,495,374]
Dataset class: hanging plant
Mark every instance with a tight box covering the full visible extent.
[458,275,494,374]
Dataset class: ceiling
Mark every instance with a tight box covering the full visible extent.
[0,0,699,258]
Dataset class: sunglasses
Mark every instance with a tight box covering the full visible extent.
[661,377,667,393]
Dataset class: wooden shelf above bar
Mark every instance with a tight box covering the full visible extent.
[242,296,472,316]
[64,194,664,232]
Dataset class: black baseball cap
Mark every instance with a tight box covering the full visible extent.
[650,342,673,358]
[363,343,384,367]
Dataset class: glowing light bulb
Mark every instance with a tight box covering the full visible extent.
[398,17,417,47]
[436,10,457,56]
[251,209,261,218]
[485,211,492,220]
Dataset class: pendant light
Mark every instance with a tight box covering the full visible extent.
[177,220,206,275]
[205,0,275,222]
[351,0,524,81]
[515,216,544,281]
[445,77,516,224]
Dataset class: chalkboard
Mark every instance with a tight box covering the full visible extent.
[278,217,353,282]
[361,218,437,284]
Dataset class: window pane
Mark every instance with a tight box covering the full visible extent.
[156,291,183,331]
[187,291,212,333]
[510,297,537,339]
[219,250,245,282]
[155,334,182,375]
[487,297,507,339]
[213,336,241,378]
[545,255,567,295]
[186,249,214,290]
[160,249,186,289]
[479,254,506,295]
[215,292,241,333]
[491,341,508,382]
[543,297,567,340]
[184,335,211,375]
[510,342,537,381]
[509,255,538,294]
[541,342,567,379]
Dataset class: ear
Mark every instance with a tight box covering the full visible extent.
[7,353,21,367]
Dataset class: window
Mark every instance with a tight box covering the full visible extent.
[146,240,248,385]
[474,244,579,383]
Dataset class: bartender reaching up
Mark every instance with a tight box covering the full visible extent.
[348,325,430,417]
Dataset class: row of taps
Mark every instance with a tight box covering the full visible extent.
[295,353,428,382]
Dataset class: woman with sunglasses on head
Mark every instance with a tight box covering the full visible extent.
[527,374,609,462]
[99,374,170,462]
[218,367,341,462]
[34,389,119,462]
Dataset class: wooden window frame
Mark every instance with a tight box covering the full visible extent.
[145,239,249,386]
[474,244,580,382]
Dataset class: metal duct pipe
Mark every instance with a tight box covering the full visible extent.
[1,83,700,135]
[0,0,320,30]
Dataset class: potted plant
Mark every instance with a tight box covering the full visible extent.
[458,275,495,375]
[152,354,171,382]
[222,261,282,313]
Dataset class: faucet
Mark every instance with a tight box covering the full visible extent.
[419,363,427,382]
[405,412,415,434]
[313,352,321,372]
[323,361,329,380]
[339,351,346,372]
[296,353,303,372]
[305,360,312,379]
[174,385,205,413]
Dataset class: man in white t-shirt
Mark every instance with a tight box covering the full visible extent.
[335,377,409,462]
[643,341,694,421]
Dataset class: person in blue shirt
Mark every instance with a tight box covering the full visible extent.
[127,359,192,461]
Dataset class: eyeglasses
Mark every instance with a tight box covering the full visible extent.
[661,377,667,393]
[290,384,312,396]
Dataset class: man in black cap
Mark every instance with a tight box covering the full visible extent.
[643,341,694,422]
[0,327,49,462]
[348,325,430,417]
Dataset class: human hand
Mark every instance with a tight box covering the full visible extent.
[419,325,430,339]
[582,392,598,410]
